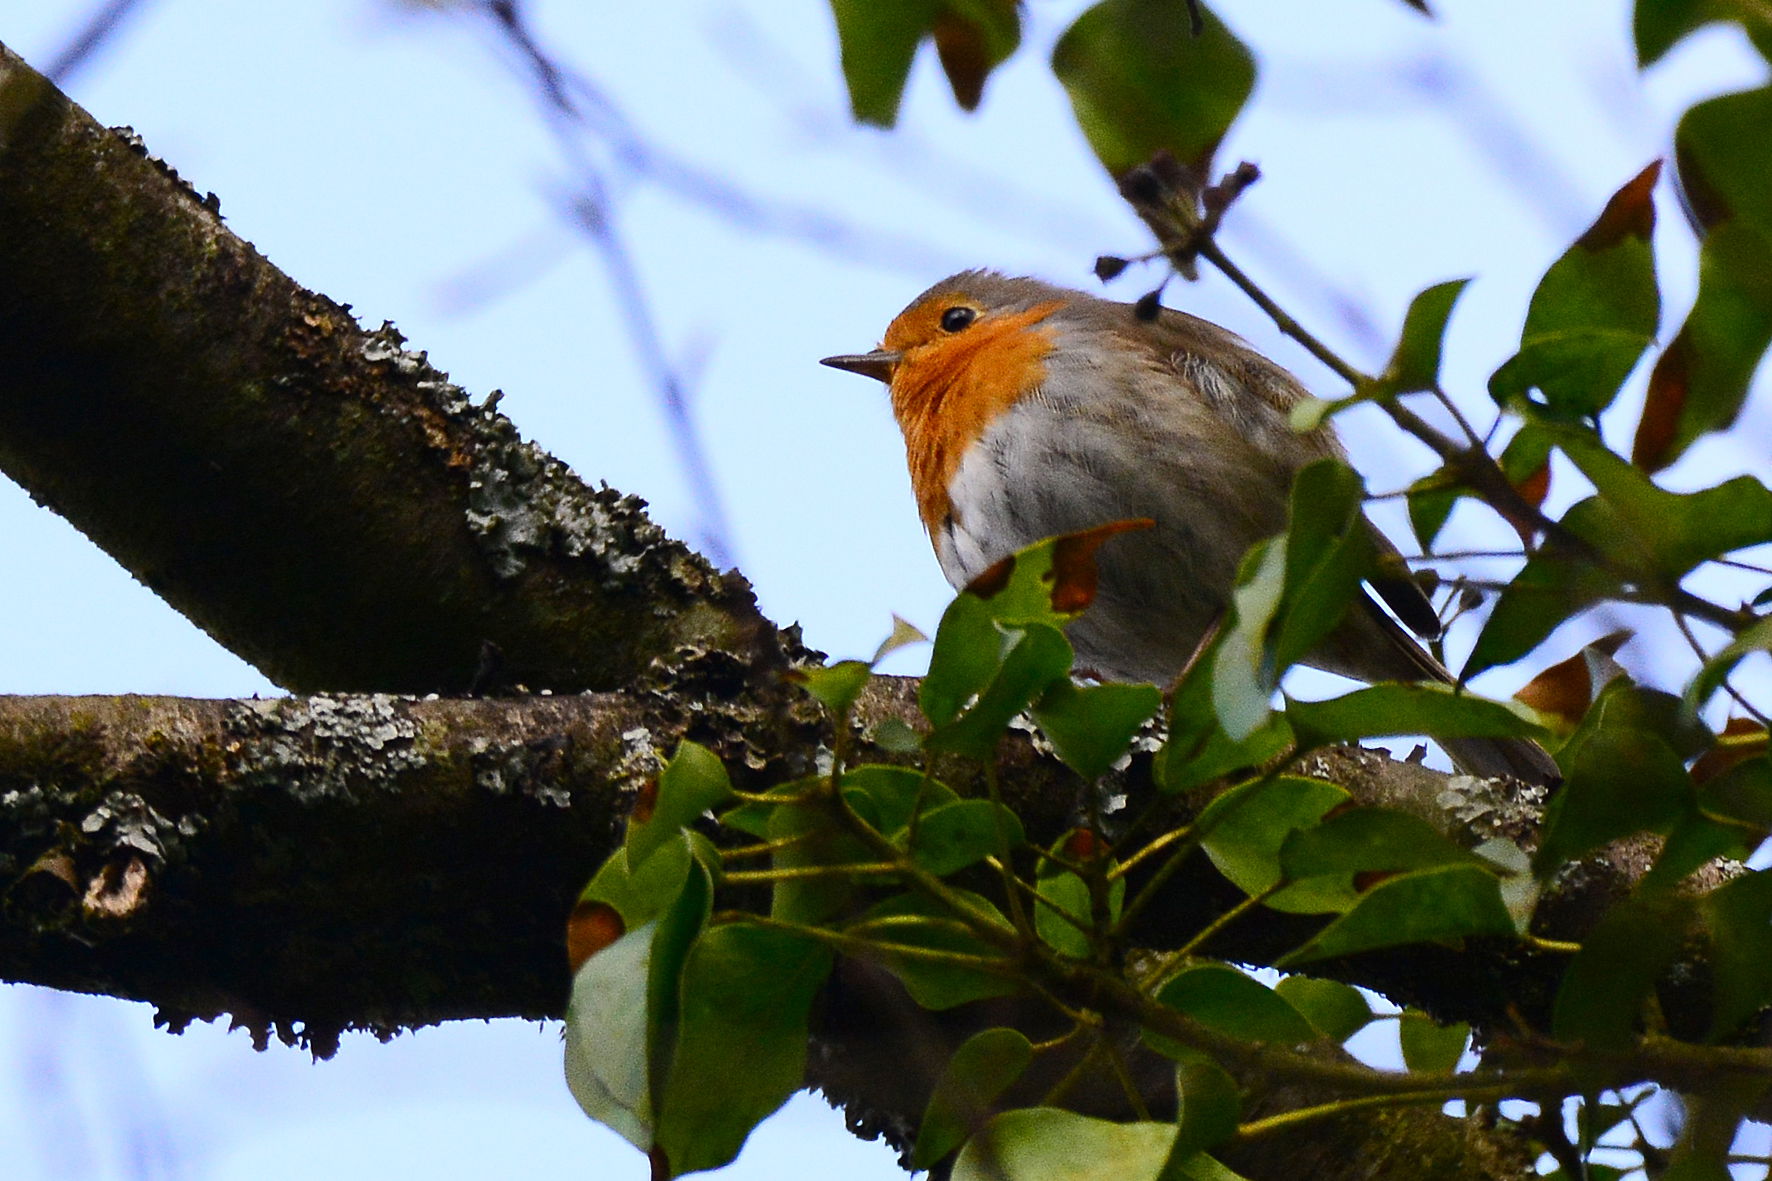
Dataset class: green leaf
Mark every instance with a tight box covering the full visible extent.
[1161,629,1295,791]
[1699,868,1772,1041]
[1167,1055,1242,1164]
[1462,498,1622,677]
[953,1109,1238,1181]
[1383,278,1472,394]
[1273,976,1374,1041]
[1156,963,1317,1045]
[828,0,940,126]
[1636,87,1772,469]
[1272,461,1377,674]
[1489,163,1660,420]
[923,592,1011,727]
[842,765,957,836]
[1638,813,1749,895]
[1534,681,1697,873]
[903,798,1025,877]
[1552,425,1772,582]
[1690,614,1772,708]
[564,859,712,1152]
[654,924,833,1176]
[1035,867,1097,959]
[1197,776,1352,914]
[1212,538,1288,741]
[927,623,1074,760]
[792,660,874,719]
[1280,808,1481,879]
[765,792,873,925]
[1052,0,1256,178]
[1277,865,1516,966]
[858,889,1018,1009]
[1397,1011,1470,1074]
[911,1028,1034,1169]
[1287,684,1546,749]
[1635,0,1772,66]
[564,921,660,1150]
[579,830,694,929]
[1033,678,1163,781]
[719,776,820,839]
[1700,755,1772,830]
[627,740,733,870]
[1552,894,1691,1049]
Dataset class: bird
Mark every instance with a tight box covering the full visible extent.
[821,269,1559,784]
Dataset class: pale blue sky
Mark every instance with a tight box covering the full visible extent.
[0,2,1765,1178]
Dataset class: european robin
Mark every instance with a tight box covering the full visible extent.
[822,270,1557,784]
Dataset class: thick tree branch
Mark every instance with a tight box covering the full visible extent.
[0,41,779,695]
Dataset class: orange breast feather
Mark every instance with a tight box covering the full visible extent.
[886,300,1063,536]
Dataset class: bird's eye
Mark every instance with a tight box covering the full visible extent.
[940,305,977,333]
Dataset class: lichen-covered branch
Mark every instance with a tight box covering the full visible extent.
[0,41,780,695]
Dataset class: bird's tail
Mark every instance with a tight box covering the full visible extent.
[1441,734,1562,786]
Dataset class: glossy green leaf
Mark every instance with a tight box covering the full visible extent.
[927,623,1074,760]
[858,889,1018,1009]
[1534,681,1696,873]
[1636,87,1772,469]
[1699,868,1772,1041]
[1280,808,1480,879]
[654,925,833,1176]
[627,740,733,869]
[1397,1011,1470,1074]
[1635,0,1772,66]
[1489,163,1660,419]
[1287,684,1546,749]
[1156,964,1317,1045]
[1277,865,1515,966]
[1273,976,1374,1041]
[1052,0,1256,178]
[903,798,1024,876]
[1552,894,1690,1049]
[911,1028,1034,1169]
[1405,471,1460,554]
[719,776,820,839]
[1033,678,1163,781]
[1383,278,1472,394]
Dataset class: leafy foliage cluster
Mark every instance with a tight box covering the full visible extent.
[564,1,1772,1178]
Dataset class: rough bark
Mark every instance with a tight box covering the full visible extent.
[0,41,779,695]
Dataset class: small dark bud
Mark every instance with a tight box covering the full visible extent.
[1134,290,1164,321]
[1094,255,1129,282]
[1459,586,1486,612]
[1120,166,1165,206]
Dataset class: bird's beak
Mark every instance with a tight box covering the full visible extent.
[820,349,902,383]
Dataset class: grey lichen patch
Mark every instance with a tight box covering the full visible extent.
[225,694,425,803]
[1437,774,1550,846]
[75,788,194,870]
